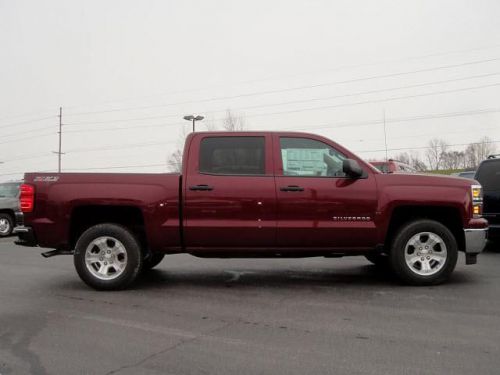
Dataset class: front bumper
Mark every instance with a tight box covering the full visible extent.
[464,228,488,253]
[13,226,37,247]
[463,228,488,265]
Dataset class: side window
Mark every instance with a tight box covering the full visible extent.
[476,161,500,190]
[199,137,265,175]
[280,137,346,177]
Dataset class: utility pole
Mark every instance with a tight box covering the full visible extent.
[383,109,388,162]
[52,107,64,172]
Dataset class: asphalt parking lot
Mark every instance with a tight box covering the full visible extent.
[1,237,499,375]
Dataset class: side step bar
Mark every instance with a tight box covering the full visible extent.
[41,249,74,258]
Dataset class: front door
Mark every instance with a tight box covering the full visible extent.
[274,134,378,250]
[184,134,277,249]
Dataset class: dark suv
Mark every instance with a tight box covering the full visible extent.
[0,182,22,237]
[475,155,500,243]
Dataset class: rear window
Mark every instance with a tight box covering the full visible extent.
[199,137,265,175]
[373,163,389,173]
[476,160,500,190]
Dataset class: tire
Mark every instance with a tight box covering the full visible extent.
[0,213,14,237]
[74,223,143,290]
[389,219,458,286]
[143,253,165,270]
[365,253,389,267]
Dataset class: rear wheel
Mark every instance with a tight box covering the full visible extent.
[74,223,143,290]
[389,219,458,285]
[0,213,13,237]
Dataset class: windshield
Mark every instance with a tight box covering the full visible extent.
[0,183,20,198]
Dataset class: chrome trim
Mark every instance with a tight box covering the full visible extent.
[464,228,487,254]
[13,226,30,233]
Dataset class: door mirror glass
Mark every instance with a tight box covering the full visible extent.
[343,159,364,178]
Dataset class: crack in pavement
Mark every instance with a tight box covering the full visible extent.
[103,321,233,375]
[0,314,48,375]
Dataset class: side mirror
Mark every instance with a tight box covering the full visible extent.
[343,159,363,178]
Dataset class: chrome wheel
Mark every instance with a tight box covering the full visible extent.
[85,236,127,280]
[404,232,447,276]
[0,218,11,235]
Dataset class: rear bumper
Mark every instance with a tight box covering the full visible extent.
[13,226,37,247]
[14,211,24,226]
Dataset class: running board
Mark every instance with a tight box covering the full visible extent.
[41,249,74,258]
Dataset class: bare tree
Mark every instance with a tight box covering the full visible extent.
[222,109,246,131]
[392,152,410,165]
[166,126,189,172]
[203,114,219,131]
[441,150,465,170]
[167,149,183,173]
[465,136,497,168]
[391,151,427,171]
[425,138,448,170]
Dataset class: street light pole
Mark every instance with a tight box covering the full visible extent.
[183,115,204,132]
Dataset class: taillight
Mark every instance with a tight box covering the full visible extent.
[20,184,35,213]
[471,184,483,218]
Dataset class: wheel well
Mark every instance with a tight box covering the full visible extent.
[385,206,465,252]
[0,209,15,221]
[69,205,147,250]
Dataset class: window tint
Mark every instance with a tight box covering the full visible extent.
[280,137,346,177]
[476,160,500,190]
[199,137,265,175]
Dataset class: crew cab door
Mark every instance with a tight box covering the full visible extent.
[183,134,277,249]
[273,134,378,249]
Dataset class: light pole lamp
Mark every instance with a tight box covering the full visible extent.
[183,115,204,132]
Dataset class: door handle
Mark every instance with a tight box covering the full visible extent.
[189,184,214,191]
[280,185,304,192]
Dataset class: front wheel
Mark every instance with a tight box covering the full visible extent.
[74,223,143,290]
[389,220,458,286]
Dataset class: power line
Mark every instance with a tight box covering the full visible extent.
[0,131,55,146]
[2,44,500,125]
[64,56,500,118]
[4,70,497,140]
[243,82,500,119]
[64,82,500,134]
[0,115,55,130]
[37,107,500,157]
[55,43,500,114]
[356,139,500,154]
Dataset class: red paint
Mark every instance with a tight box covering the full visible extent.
[20,131,487,254]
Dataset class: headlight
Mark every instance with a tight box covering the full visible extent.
[471,184,483,218]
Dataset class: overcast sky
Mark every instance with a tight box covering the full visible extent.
[1,0,500,181]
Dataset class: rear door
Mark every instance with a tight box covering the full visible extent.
[273,134,378,250]
[183,133,277,249]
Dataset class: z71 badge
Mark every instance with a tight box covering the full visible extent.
[34,176,60,182]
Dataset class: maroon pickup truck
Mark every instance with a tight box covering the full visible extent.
[14,131,487,290]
